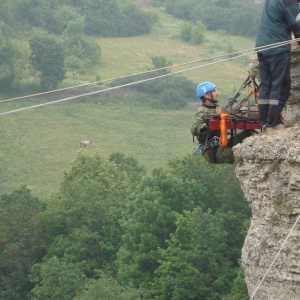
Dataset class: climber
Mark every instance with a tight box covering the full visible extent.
[190,81,255,164]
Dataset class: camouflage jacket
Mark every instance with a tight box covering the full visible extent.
[190,104,220,143]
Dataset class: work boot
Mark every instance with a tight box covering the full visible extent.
[258,101,269,126]
[267,100,280,127]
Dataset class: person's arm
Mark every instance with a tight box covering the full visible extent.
[283,0,300,40]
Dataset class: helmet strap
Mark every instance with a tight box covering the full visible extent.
[204,91,218,104]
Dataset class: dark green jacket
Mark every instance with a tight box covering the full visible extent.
[256,0,300,55]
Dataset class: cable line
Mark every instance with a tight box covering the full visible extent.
[0,38,299,115]
[0,48,252,104]
[0,52,250,116]
[0,38,296,104]
[0,37,297,105]
[250,213,300,300]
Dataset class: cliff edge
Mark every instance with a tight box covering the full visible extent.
[234,126,300,299]
[233,41,300,300]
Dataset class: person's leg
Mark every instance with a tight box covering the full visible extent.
[216,147,234,164]
[202,147,219,164]
[267,52,291,126]
[257,53,271,126]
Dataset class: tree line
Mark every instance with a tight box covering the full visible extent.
[0,0,157,91]
[0,0,261,92]
[162,0,262,37]
[0,150,251,299]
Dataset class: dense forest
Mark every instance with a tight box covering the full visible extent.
[1,151,251,299]
[0,0,259,299]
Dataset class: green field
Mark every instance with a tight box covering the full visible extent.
[0,8,255,199]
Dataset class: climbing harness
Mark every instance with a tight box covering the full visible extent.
[194,136,219,155]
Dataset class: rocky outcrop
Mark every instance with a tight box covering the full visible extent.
[234,127,300,300]
[234,41,300,300]
[285,41,300,123]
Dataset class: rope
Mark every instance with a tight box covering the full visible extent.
[1,37,299,105]
[219,113,229,147]
[0,52,250,116]
[249,213,300,300]
[0,49,253,104]
[0,37,299,115]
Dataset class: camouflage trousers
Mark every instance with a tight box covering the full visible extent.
[195,130,255,164]
[202,145,234,164]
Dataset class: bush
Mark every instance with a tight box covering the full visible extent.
[180,21,193,42]
[151,87,187,109]
[190,21,206,44]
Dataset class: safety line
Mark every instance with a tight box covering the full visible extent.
[0,51,251,103]
[0,51,251,116]
[0,49,251,104]
[0,37,298,105]
[0,37,299,116]
[249,213,300,300]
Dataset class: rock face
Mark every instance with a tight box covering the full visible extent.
[234,41,300,300]
[285,42,300,123]
[234,128,300,300]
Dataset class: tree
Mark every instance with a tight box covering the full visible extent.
[164,0,261,37]
[29,30,66,90]
[222,263,249,300]
[64,55,83,77]
[52,5,80,34]
[30,256,86,300]
[153,87,187,109]
[10,39,30,88]
[190,21,206,44]
[29,151,131,298]
[0,43,15,89]
[180,21,193,42]
[62,17,101,70]
[166,154,251,216]
[116,168,197,288]
[150,55,172,74]
[152,208,236,299]
[0,186,44,300]
[74,272,147,300]
[109,152,147,189]
[40,150,130,239]
[62,17,85,56]
[0,0,13,26]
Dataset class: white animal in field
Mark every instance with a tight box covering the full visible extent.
[79,140,93,148]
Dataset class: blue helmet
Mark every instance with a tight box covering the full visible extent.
[196,82,216,98]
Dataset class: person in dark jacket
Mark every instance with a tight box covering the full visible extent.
[256,0,300,130]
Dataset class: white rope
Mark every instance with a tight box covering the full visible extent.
[0,37,298,105]
[249,213,300,300]
[0,52,250,116]
[0,37,299,115]
[0,50,252,104]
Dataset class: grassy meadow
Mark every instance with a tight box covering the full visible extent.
[0,7,255,199]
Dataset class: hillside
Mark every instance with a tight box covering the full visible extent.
[0,7,255,199]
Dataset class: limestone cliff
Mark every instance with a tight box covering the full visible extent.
[233,41,300,299]
[234,126,300,300]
